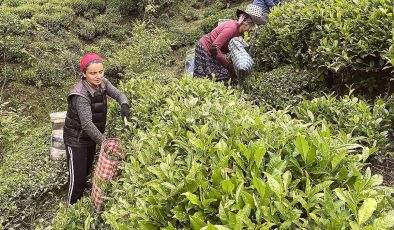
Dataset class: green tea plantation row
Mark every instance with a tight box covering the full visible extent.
[54,75,394,229]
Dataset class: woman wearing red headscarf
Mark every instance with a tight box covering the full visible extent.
[63,52,130,206]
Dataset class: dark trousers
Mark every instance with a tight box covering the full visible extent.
[65,145,96,206]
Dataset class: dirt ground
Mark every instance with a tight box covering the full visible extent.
[371,156,394,186]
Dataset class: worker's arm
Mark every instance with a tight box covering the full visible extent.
[104,78,128,106]
[212,27,237,68]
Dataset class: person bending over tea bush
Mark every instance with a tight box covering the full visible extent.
[193,4,264,84]
[63,52,130,206]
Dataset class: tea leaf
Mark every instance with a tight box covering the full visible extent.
[358,198,377,225]
[252,177,266,199]
[182,192,201,206]
[190,215,206,230]
[222,180,235,195]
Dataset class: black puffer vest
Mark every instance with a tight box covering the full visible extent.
[63,80,107,147]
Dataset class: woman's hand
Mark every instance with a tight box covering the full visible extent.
[120,104,130,119]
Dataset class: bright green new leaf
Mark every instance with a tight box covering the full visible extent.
[182,192,201,206]
[358,198,377,225]
[373,210,394,229]
[295,135,309,163]
[307,110,315,122]
[306,143,316,165]
[84,215,92,230]
[219,202,228,223]
[252,177,266,198]
[361,226,375,230]
[215,140,228,153]
[334,188,348,202]
[251,141,266,169]
[235,182,244,204]
[222,180,235,195]
[190,215,206,230]
[350,221,360,230]
[241,191,255,207]
[212,169,222,186]
[331,150,346,170]
[266,173,283,196]
[201,224,231,230]
[282,171,292,192]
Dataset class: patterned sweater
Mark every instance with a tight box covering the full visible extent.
[253,0,276,14]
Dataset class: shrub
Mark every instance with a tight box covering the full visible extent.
[53,197,108,229]
[2,0,30,7]
[0,102,27,147]
[106,0,144,16]
[21,60,65,87]
[54,76,394,229]
[167,26,202,50]
[84,38,119,58]
[0,35,31,63]
[107,23,171,78]
[0,125,67,228]
[200,6,236,34]
[74,17,99,40]
[240,65,327,108]
[107,0,179,17]
[62,0,106,16]
[0,65,20,84]
[94,10,129,40]
[255,0,393,82]
[7,4,40,18]
[32,4,74,33]
[0,11,32,35]
[293,93,393,153]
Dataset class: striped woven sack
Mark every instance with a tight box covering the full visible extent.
[228,37,254,77]
[92,138,124,210]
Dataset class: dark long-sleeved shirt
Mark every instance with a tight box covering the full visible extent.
[71,78,128,144]
[199,20,240,68]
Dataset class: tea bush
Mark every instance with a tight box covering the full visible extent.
[106,23,171,79]
[7,4,40,18]
[74,17,100,40]
[31,4,74,33]
[200,5,238,34]
[54,76,394,229]
[84,38,119,58]
[240,65,327,108]
[107,0,179,17]
[167,26,202,50]
[53,197,109,229]
[94,10,129,40]
[293,93,393,153]
[1,35,31,64]
[255,0,393,79]
[0,103,27,147]
[0,124,67,228]
[0,0,129,88]
[2,0,31,7]
[62,0,106,16]
[21,60,65,87]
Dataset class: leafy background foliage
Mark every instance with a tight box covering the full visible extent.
[254,0,393,95]
[240,65,327,108]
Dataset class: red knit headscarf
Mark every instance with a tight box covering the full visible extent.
[80,53,103,72]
